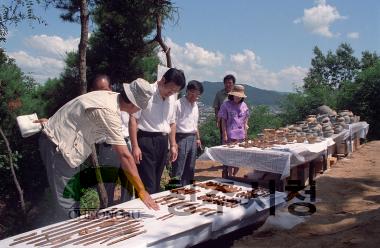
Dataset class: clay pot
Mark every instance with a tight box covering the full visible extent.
[307,117,317,123]
[322,123,330,128]
[307,136,318,144]
[329,115,337,123]
[311,126,321,132]
[323,125,332,132]
[323,131,334,138]
[344,116,351,124]
[286,134,296,142]
[336,116,346,122]
[321,117,330,123]
[279,127,289,133]
[294,126,302,132]
[264,129,276,135]
[296,136,306,143]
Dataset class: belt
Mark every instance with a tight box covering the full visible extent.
[176,133,196,138]
[102,137,129,147]
[138,130,168,137]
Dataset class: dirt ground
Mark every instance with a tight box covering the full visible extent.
[194,141,380,248]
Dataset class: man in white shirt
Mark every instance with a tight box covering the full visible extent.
[38,78,159,219]
[171,80,203,186]
[129,68,186,194]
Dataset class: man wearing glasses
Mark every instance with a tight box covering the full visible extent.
[170,80,203,186]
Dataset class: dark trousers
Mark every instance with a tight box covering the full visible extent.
[171,133,197,186]
[137,131,169,194]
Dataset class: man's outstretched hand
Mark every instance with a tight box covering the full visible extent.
[138,190,159,211]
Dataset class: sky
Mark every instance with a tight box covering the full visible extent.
[2,0,380,92]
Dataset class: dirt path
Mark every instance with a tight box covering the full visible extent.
[195,141,380,248]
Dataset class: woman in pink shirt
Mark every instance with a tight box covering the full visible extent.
[218,84,250,176]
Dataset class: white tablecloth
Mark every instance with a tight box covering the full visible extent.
[348,121,369,139]
[0,179,287,248]
[334,122,369,153]
[199,138,335,179]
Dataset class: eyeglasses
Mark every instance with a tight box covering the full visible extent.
[187,90,201,96]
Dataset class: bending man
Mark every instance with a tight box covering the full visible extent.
[38,78,159,219]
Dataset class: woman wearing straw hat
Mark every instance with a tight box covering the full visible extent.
[218,84,250,177]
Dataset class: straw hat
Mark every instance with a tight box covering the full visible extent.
[123,78,154,110]
[228,84,247,98]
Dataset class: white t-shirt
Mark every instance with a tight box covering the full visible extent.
[175,97,198,134]
[133,82,176,133]
[121,111,129,138]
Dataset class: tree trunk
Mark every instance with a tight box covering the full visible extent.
[0,126,26,216]
[79,0,108,208]
[154,13,172,68]
[90,144,108,208]
[79,0,89,95]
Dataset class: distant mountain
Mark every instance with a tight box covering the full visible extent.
[199,81,288,107]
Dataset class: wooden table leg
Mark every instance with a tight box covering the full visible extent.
[322,154,327,172]
[222,165,229,178]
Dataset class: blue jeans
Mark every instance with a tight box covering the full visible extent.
[171,133,197,186]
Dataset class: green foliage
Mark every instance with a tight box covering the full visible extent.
[199,116,220,148]
[280,43,379,139]
[247,105,283,138]
[343,60,380,139]
[279,84,339,124]
[0,147,22,169]
[80,188,100,213]
[86,0,174,84]
[199,105,283,147]
[304,43,359,90]
[360,51,380,69]
[135,54,160,83]
[1,0,45,42]
[0,49,48,206]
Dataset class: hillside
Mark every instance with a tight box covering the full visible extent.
[199,81,288,107]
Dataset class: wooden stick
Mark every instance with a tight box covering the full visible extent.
[98,226,143,244]
[156,213,174,220]
[12,211,123,245]
[155,196,175,204]
[10,219,89,246]
[167,200,187,207]
[107,230,147,246]
[161,198,181,205]
[32,218,126,246]
[82,224,143,246]
[176,202,199,209]
[153,195,171,201]
[41,217,83,232]
[181,205,197,212]
[12,232,37,241]
[199,209,215,215]
[49,220,138,248]
[204,210,223,217]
